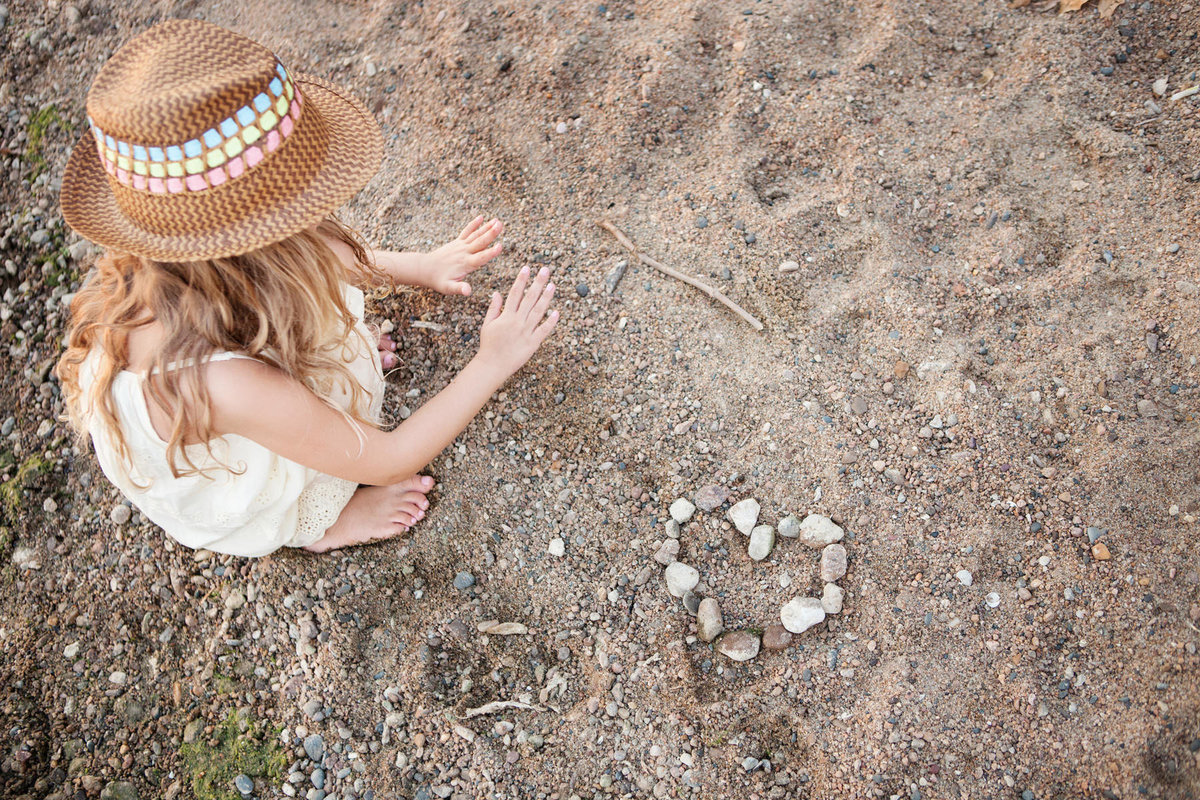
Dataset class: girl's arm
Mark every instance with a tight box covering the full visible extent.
[332,215,504,295]
[207,266,557,486]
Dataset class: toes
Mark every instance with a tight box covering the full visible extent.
[398,490,430,508]
[396,501,425,519]
[396,475,434,493]
[381,352,398,370]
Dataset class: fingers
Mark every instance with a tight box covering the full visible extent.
[534,309,561,344]
[517,266,550,318]
[505,266,530,310]
[446,280,471,297]
[484,291,503,323]
[459,215,486,240]
[466,218,502,247]
[527,278,556,322]
[468,242,503,268]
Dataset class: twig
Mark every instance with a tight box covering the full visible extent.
[596,220,764,331]
[463,700,545,718]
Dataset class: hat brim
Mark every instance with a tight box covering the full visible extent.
[60,74,383,262]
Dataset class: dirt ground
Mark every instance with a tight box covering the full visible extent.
[1,0,1199,799]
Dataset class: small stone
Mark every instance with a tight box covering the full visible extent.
[681,590,702,615]
[669,498,696,523]
[696,598,723,642]
[11,547,40,570]
[850,397,868,415]
[100,782,138,800]
[1091,542,1111,561]
[884,467,904,486]
[781,597,826,634]
[64,641,80,658]
[779,260,800,273]
[762,624,793,650]
[555,121,568,134]
[1152,77,1168,96]
[547,537,565,557]
[955,570,973,587]
[224,590,246,610]
[453,571,475,591]
[302,699,323,720]
[894,360,910,380]
[1086,526,1106,544]
[695,216,709,229]
[742,756,761,772]
[664,561,699,598]
[665,519,681,538]
[304,734,325,762]
[109,671,127,685]
[777,514,801,538]
[604,260,627,294]
[798,514,844,548]
[652,538,680,565]
[575,283,590,298]
[110,504,132,525]
[234,775,254,796]
[821,583,844,614]
[748,525,775,561]
[986,592,1001,608]
[716,630,760,662]
[694,484,729,512]
[1137,399,1158,417]
[819,543,847,582]
[727,498,760,534]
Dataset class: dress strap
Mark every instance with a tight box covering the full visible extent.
[147,352,260,376]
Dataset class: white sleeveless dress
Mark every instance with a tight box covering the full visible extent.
[79,284,385,557]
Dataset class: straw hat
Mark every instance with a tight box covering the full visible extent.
[60,19,383,261]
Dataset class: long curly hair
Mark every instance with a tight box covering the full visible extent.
[57,217,386,478]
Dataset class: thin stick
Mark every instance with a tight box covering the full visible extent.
[596,220,764,331]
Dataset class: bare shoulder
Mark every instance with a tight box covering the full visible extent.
[203,357,301,432]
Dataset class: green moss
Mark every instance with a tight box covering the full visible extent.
[179,711,287,800]
[25,105,71,179]
[0,455,51,520]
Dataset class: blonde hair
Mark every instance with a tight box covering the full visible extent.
[57,217,387,478]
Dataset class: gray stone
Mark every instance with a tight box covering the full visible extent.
[748,525,775,561]
[819,543,847,582]
[604,260,627,294]
[110,504,132,525]
[781,597,826,634]
[798,514,844,548]
[652,538,679,566]
[669,498,696,523]
[727,498,760,534]
[664,561,699,598]
[100,783,138,800]
[716,630,760,662]
[303,733,325,762]
[234,774,254,796]
[696,598,723,642]
[821,583,844,614]
[452,572,475,591]
[777,514,801,538]
[681,590,701,615]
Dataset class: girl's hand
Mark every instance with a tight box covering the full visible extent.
[478,266,559,377]
[424,215,505,296]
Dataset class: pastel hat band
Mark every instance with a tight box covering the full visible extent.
[90,63,302,195]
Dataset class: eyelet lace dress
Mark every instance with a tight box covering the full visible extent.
[79,284,385,557]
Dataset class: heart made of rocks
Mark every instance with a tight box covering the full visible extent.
[658,488,850,662]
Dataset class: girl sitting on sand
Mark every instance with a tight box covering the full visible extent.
[55,19,558,557]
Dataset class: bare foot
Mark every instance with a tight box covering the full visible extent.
[304,475,433,552]
[378,331,398,370]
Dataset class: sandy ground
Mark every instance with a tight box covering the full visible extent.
[1,1,1199,799]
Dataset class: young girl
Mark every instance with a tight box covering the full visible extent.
[55,19,558,557]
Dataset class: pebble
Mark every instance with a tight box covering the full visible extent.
[798,514,844,548]
[748,525,775,561]
[762,624,793,650]
[669,498,696,523]
[1086,526,1106,544]
[234,775,254,796]
[850,397,868,415]
[110,504,132,525]
[985,592,1001,608]
[819,543,847,582]
[821,583,844,614]
[716,630,760,662]
[726,498,760,534]
[693,484,729,512]
[696,598,723,642]
[664,561,699,598]
[777,514,801,538]
[1091,542,1111,561]
[955,570,973,587]
[1153,77,1168,96]
[779,260,800,273]
[100,782,138,800]
[780,597,826,634]
[555,121,568,134]
[109,671,127,685]
[575,283,589,298]
[304,734,325,762]
[452,572,475,591]
[64,641,80,658]
[224,590,246,610]
[653,538,680,565]
[547,537,565,557]
[681,590,702,615]
[1137,399,1158,417]
[695,216,709,228]
[11,547,40,570]
[604,260,627,294]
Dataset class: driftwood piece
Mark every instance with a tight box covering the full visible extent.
[596,220,764,331]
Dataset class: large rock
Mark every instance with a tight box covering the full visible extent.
[819,543,847,582]
[798,514,844,548]
[727,499,761,534]
[664,562,699,598]
[716,630,760,662]
[748,525,775,561]
[821,583,844,614]
[696,598,724,642]
[781,597,826,634]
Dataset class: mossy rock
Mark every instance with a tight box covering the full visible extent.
[179,711,286,800]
